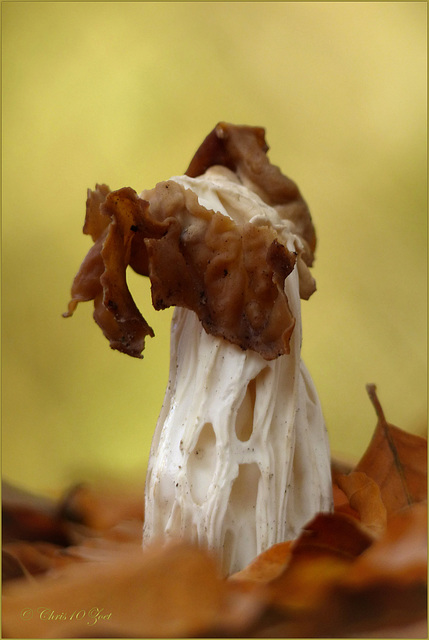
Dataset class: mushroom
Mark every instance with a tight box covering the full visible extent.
[64,123,333,575]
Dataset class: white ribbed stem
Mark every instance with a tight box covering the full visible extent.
[143,263,332,575]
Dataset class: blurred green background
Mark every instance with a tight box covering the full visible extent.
[2,2,427,497]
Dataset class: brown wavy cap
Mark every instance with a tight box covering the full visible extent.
[64,124,315,360]
[186,122,316,265]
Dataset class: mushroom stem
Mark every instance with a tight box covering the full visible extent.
[143,262,332,575]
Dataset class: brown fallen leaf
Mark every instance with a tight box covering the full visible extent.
[229,541,293,583]
[264,512,373,610]
[355,618,428,639]
[332,479,361,519]
[317,502,428,637]
[245,505,427,638]
[356,385,427,514]
[2,550,32,583]
[295,511,374,558]
[2,541,83,580]
[59,482,144,531]
[344,501,427,588]
[2,481,70,546]
[335,471,387,536]
[1,541,262,639]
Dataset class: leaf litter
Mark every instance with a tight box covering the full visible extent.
[2,385,427,638]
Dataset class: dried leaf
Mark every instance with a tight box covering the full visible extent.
[2,542,82,580]
[295,511,374,558]
[2,481,70,546]
[248,506,427,638]
[229,541,293,583]
[344,502,427,588]
[356,385,427,514]
[2,542,261,639]
[332,481,361,519]
[317,502,429,637]
[59,483,144,531]
[2,550,31,583]
[335,471,387,536]
[251,513,373,615]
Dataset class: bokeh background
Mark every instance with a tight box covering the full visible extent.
[2,2,427,497]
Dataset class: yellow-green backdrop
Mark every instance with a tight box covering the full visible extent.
[2,2,427,497]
